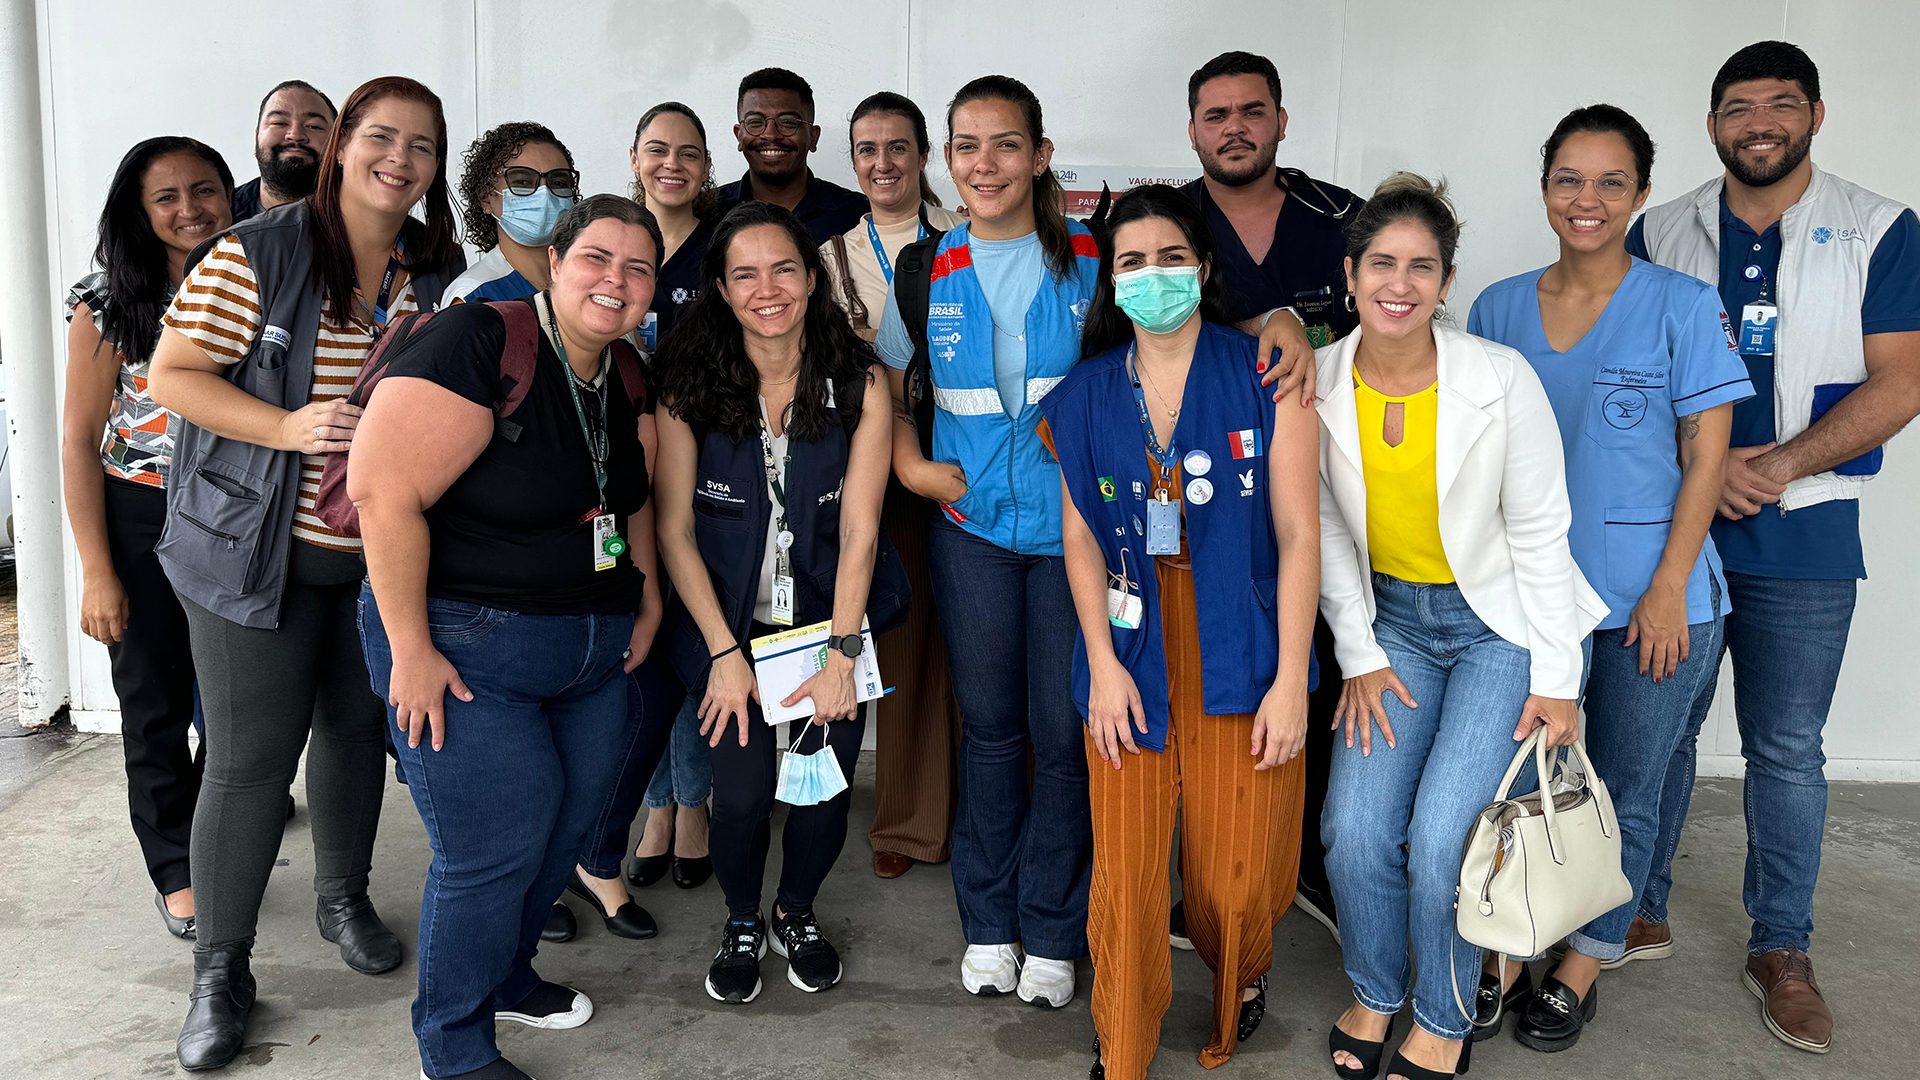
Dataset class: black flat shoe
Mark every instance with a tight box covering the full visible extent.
[625,853,670,888]
[1514,975,1597,1053]
[156,892,195,941]
[1471,962,1533,1042]
[1238,974,1268,1042]
[1329,1014,1395,1080]
[316,893,403,975]
[1089,1034,1105,1079]
[176,941,255,1071]
[672,854,712,889]
[565,872,658,939]
[1384,1036,1471,1079]
[541,900,577,943]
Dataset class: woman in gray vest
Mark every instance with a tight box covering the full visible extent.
[149,76,465,1072]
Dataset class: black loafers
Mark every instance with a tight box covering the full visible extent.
[672,854,712,889]
[1515,975,1598,1052]
[176,942,256,1071]
[541,901,577,943]
[156,892,196,941]
[1472,962,1534,1041]
[316,893,403,975]
[565,872,658,939]
[625,853,670,888]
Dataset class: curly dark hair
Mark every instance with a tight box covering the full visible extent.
[458,121,574,251]
[655,201,875,442]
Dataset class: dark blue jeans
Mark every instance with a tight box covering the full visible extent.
[929,516,1090,960]
[358,585,636,1079]
[1639,570,1855,955]
[579,657,682,879]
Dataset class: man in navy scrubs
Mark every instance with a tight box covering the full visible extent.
[715,67,867,246]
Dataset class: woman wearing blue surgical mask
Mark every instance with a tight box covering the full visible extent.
[446,122,580,303]
[1041,184,1321,1080]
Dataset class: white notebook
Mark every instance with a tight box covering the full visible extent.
[749,617,886,725]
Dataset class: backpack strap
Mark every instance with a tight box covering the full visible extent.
[894,233,941,460]
[608,338,649,412]
[829,231,870,332]
[489,299,544,442]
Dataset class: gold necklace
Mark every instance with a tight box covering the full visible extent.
[1137,356,1181,421]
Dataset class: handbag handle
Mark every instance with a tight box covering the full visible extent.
[1486,727,1608,866]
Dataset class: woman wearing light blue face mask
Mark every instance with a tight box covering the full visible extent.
[1040,184,1321,1080]
[446,122,580,304]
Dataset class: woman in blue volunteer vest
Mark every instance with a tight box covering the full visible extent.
[1042,184,1320,1079]
[654,201,901,1006]
[1467,106,1752,1054]
[873,74,1102,1007]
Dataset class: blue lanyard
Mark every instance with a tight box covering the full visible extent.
[866,215,925,286]
[354,244,405,339]
[1127,346,1177,470]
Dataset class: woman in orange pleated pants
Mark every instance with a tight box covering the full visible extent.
[1041,184,1322,1080]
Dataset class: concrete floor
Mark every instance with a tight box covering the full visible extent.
[0,725,1912,1080]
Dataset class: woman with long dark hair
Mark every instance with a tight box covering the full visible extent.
[62,135,233,942]
[149,75,465,1071]
[654,201,899,1005]
[872,74,1101,1006]
[1045,184,1320,1078]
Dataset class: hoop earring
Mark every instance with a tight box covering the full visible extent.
[1343,293,1355,314]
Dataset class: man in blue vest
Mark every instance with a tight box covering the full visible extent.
[1173,50,1362,951]
[715,67,868,246]
[1629,40,1920,1054]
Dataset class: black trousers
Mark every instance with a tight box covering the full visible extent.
[1298,612,1343,911]
[103,477,202,895]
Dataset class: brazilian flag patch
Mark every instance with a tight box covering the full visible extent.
[1098,476,1117,501]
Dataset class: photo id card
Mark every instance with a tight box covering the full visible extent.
[591,513,620,573]
[1740,302,1777,358]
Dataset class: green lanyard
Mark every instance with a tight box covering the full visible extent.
[541,293,611,511]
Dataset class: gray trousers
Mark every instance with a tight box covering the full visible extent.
[181,541,388,951]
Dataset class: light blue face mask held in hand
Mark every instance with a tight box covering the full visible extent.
[775,721,848,806]
[1113,264,1203,334]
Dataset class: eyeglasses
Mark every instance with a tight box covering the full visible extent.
[741,113,808,137]
[501,166,580,199]
[1714,99,1812,125]
[1546,171,1637,202]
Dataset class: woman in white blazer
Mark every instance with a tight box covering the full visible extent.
[1315,174,1608,1080]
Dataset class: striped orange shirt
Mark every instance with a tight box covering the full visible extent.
[162,236,419,552]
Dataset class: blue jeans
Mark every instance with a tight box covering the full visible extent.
[1322,575,1534,1041]
[930,516,1091,960]
[578,656,681,880]
[643,693,712,809]
[1568,593,1725,960]
[358,585,636,1079]
[1639,570,1854,954]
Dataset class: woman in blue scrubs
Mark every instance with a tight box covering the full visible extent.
[1467,104,1753,1054]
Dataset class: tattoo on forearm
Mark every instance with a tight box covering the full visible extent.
[1680,412,1701,440]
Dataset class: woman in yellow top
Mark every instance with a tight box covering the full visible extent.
[1312,173,1608,1080]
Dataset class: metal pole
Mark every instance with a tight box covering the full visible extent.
[0,0,70,726]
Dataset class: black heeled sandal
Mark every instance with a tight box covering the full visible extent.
[1384,1036,1471,1079]
[1329,1014,1395,1080]
[1238,975,1269,1042]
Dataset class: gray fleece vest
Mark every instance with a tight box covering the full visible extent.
[157,201,461,628]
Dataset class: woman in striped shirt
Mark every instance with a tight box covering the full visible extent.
[149,76,464,1073]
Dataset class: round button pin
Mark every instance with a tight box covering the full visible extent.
[1185,477,1214,505]
[1182,449,1212,477]
[1744,264,1763,281]
[776,530,795,551]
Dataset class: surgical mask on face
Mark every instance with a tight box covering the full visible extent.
[497,187,570,247]
[1112,265,1203,335]
[775,722,849,806]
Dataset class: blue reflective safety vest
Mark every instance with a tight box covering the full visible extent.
[924,220,1101,555]
[1040,322,1318,751]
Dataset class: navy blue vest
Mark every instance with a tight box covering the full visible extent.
[665,386,910,690]
[1040,322,1317,750]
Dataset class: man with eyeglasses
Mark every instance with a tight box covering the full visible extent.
[715,67,867,245]
[232,79,336,223]
[1628,39,1920,1055]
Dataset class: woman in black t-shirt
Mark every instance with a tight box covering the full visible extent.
[351,195,663,1080]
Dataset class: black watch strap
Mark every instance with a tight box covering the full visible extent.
[829,633,864,658]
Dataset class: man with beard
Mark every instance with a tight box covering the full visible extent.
[230,80,335,222]
[715,67,867,246]
[1628,40,1920,1054]
[1166,50,1360,955]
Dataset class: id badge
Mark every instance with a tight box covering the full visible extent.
[1107,586,1143,629]
[590,512,622,572]
[1146,496,1181,555]
[770,549,795,626]
[1740,303,1777,358]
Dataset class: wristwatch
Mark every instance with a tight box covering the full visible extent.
[828,633,864,659]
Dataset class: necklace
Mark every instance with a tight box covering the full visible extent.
[1136,354,1182,421]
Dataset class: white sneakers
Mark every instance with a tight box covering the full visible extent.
[960,943,1076,1007]
[1017,956,1075,1008]
[961,943,1022,996]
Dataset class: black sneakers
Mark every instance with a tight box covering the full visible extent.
[705,915,768,1003]
[771,907,844,992]
[495,980,593,1029]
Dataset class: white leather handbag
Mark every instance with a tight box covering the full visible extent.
[1451,729,1632,1024]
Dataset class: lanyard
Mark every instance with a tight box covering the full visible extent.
[354,245,405,338]
[541,293,611,510]
[1127,345,1178,471]
[866,215,925,286]
[757,416,792,535]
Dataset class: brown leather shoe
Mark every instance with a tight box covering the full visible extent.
[872,850,915,879]
[1601,917,1674,970]
[1743,949,1833,1053]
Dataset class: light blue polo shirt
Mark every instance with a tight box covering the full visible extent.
[1469,258,1754,629]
